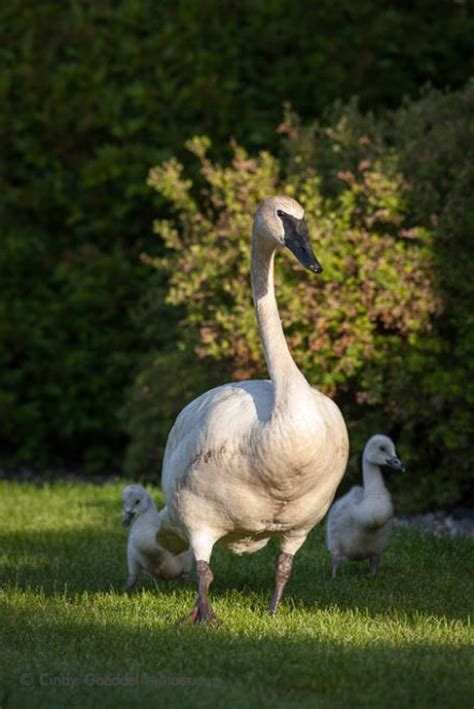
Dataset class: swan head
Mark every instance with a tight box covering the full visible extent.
[253,196,322,273]
[363,435,405,472]
[121,484,152,527]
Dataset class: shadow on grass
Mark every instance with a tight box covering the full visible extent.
[0,522,472,622]
[0,598,472,709]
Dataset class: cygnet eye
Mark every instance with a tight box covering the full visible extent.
[135,499,140,506]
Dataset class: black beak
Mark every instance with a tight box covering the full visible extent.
[385,456,405,472]
[279,211,322,273]
[121,510,135,527]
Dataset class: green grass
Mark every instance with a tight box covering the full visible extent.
[0,481,472,708]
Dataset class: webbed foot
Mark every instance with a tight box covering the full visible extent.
[180,600,221,626]
[179,560,221,626]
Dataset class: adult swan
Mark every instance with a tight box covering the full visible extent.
[158,196,349,623]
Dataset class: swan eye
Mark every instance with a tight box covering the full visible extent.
[277,209,285,218]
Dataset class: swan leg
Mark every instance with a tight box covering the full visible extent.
[269,551,294,615]
[180,530,221,625]
[181,560,221,625]
[331,551,342,579]
[369,554,379,576]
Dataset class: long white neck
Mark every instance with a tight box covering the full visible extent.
[362,459,389,497]
[251,235,307,403]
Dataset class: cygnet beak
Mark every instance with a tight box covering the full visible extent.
[121,509,135,527]
[385,456,405,472]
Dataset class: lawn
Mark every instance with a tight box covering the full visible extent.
[0,480,472,708]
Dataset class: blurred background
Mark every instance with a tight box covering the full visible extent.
[1,0,473,511]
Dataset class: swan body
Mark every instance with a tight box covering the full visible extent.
[326,435,404,576]
[162,379,346,557]
[121,484,192,589]
[159,195,349,622]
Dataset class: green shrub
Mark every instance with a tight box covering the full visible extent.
[135,83,474,510]
[0,240,147,469]
[278,84,474,507]
[141,139,437,509]
[389,84,474,507]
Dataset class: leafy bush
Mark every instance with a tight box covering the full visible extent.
[389,84,474,507]
[0,239,146,469]
[135,83,474,510]
[278,84,474,507]
[148,137,438,391]
[141,140,437,507]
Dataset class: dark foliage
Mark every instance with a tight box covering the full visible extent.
[0,0,473,493]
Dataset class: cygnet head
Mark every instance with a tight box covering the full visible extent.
[363,435,405,472]
[121,484,152,527]
[253,196,322,274]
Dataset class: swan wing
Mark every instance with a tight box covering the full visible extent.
[162,379,273,489]
[156,515,190,553]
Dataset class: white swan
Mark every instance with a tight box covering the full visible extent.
[326,435,405,577]
[158,196,349,623]
[121,484,192,589]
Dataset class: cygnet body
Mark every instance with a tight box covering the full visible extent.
[326,435,404,577]
[121,484,193,589]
